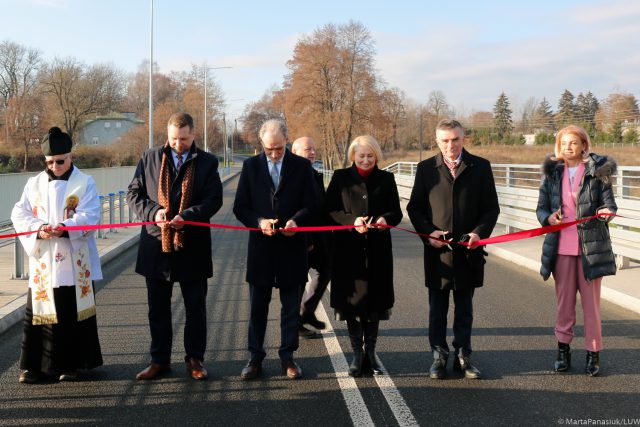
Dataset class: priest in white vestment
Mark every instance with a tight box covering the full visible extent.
[11,127,103,384]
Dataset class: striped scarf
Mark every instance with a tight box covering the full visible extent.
[158,144,195,252]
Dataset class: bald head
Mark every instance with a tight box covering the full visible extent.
[291,136,316,163]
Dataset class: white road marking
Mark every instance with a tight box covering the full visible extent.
[371,355,420,427]
[317,301,419,427]
[316,301,374,427]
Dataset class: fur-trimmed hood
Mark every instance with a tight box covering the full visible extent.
[542,153,617,184]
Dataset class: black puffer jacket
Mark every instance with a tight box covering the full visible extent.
[536,153,617,281]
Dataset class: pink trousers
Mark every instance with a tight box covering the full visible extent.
[553,255,603,352]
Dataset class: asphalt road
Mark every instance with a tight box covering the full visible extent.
[1,176,639,426]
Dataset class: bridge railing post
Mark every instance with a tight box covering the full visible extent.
[98,196,106,239]
[12,236,28,279]
[118,191,125,225]
[108,193,116,233]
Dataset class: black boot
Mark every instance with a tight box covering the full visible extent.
[429,347,448,379]
[586,351,600,377]
[554,342,571,372]
[364,320,383,375]
[347,319,363,377]
[452,348,482,379]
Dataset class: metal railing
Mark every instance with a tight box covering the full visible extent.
[384,161,640,269]
[8,164,240,280]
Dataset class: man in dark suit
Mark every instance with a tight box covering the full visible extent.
[291,136,332,337]
[233,119,318,380]
[407,119,499,380]
[127,112,223,381]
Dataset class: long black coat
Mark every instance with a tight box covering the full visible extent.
[126,143,223,282]
[233,150,318,289]
[308,170,331,270]
[407,150,500,290]
[536,154,617,281]
[327,165,403,315]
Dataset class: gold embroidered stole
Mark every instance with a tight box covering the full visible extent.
[30,170,96,325]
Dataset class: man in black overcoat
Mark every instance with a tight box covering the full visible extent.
[233,119,318,380]
[291,136,332,337]
[127,112,223,381]
[407,119,499,379]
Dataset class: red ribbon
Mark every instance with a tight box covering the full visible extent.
[2,213,616,247]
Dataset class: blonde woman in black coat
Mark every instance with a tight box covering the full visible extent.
[326,135,402,377]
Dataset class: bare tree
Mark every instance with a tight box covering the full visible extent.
[0,40,42,149]
[39,57,125,140]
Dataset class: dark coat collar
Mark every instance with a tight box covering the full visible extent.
[542,153,617,183]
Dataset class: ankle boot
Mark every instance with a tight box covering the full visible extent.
[347,319,364,377]
[364,320,383,375]
[585,351,600,377]
[452,348,482,379]
[429,347,448,379]
[554,342,571,372]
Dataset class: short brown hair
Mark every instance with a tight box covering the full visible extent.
[167,112,194,130]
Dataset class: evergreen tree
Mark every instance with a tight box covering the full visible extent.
[535,97,554,131]
[556,89,576,127]
[609,121,623,144]
[623,128,638,144]
[493,92,513,142]
[576,91,599,130]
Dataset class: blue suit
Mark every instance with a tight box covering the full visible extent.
[233,149,319,361]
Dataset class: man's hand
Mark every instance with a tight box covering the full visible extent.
[373,216,387,231]
[429,230,450,248]
[155,208,167,228]
[281,219,297,237]
[49,223,65,238]
[354,216,369,234]
[259,218,278,236]
[170,214,185,230]
[38,224,53,240]
[466,232,481,250]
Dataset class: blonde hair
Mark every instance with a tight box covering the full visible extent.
[347,135,383,164]
[554,125,590,160]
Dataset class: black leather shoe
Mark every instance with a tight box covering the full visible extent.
[301,314,326,331]
[240,360,262,380]
[18,370,39,384]
[366,350,383,376]
[585,351,600,377]
[281,359,303,379]
[554,343,571,372]
[349,353,363,377]
[453,354,482,379]
[59,371,78,382]
[299,325,320,339]
[429,350,448,379]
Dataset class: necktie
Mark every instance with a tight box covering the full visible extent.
[270,162,280,188]
[176,154,183,169]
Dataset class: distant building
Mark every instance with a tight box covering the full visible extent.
[523,134,536,145]
[78,112,144,146]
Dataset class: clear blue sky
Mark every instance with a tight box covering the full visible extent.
[2,0,639,118]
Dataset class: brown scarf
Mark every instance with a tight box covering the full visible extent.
[158,143,195,252]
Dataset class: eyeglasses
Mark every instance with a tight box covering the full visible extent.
[46,158,67,166]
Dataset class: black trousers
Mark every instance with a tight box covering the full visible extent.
[301,265,331,317]
[21,286,103,374]
[248,283,302,362]
[145,277,208,364]
[428,288,475,356]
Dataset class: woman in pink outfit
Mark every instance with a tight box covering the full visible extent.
[536,125,617,377]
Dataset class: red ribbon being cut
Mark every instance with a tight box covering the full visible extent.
[1,213,617,247]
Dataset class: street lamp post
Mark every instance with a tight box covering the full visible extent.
[148,0,154,149]
[203,65,231,153]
